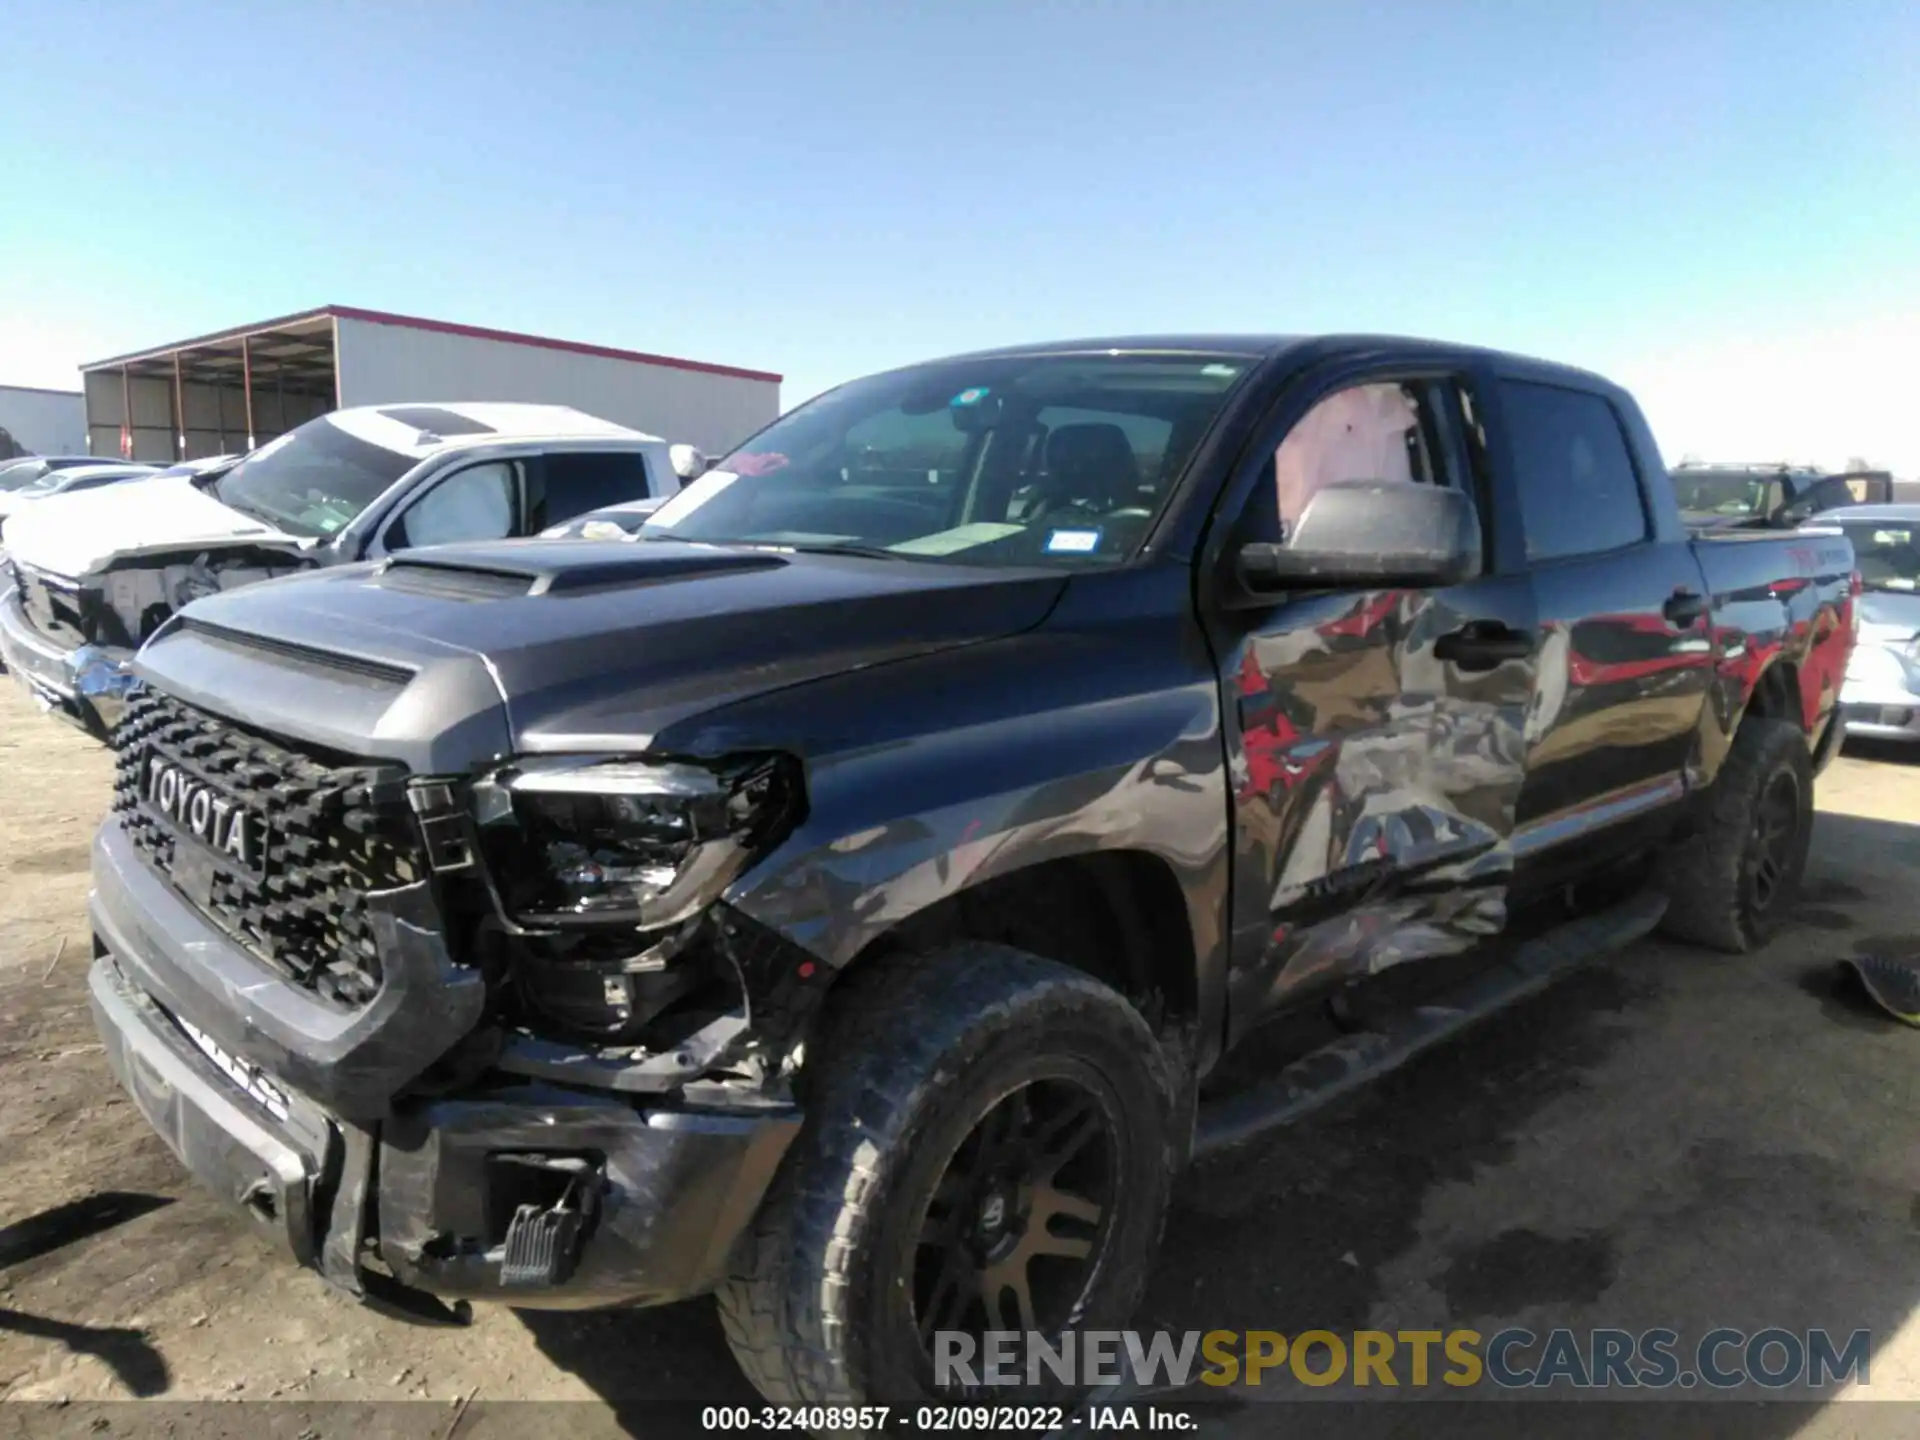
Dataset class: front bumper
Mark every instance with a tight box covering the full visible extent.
[1839,642,1920,741]
[0,584,135,737]
[87,820,803,1309]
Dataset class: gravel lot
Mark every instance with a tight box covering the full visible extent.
[2,679,1919,1437]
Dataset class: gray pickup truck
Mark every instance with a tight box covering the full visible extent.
[84,334,1856,1410]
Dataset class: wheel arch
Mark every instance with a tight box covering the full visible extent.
[1741,656,1807,732]
[835,848,1202,1040]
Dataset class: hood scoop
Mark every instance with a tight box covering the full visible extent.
[376,540,788,599]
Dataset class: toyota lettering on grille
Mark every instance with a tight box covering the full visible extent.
[142,755,255,866]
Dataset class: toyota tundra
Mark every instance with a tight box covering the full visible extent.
[83,334,1856,1410]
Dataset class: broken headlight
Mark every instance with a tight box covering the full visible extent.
[474,753,803,929]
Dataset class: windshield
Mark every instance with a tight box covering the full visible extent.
[1672,470,1776,518]
[642,353,1254,567]
[212,416,418,538]
[0,462,50,492]
[1837,519,1920,592]
[16,470,92,497]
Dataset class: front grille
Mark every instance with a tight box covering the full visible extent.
[112,688,425,1007]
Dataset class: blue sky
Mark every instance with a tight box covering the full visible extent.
[3,0,1917,467]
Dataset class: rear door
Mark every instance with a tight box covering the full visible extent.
[1484,377,1715,891]
[1209,360,1539,1040]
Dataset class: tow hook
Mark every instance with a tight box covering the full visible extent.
[495,1154,603,1289]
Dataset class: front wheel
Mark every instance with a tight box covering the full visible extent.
[1653,716,1814,952]
[717,943,1176,1408]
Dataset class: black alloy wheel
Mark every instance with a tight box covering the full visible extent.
[1745,768,1803,914]
[910,1075,1117,1346]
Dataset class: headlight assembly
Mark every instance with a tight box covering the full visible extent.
[474,752,803,929]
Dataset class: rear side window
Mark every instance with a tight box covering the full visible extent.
[537,451,654,529]
[1500,381,1648,563]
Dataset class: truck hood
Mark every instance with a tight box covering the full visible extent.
[134,539,1069,772]
[1859,589,1920,639]
[1,473,294,579]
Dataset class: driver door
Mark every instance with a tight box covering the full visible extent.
[1207,366,1539,1044]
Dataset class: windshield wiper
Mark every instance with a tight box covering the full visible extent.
[775,541,914,561]
[642,535,915,562]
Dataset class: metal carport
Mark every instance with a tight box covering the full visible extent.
[80,306,782,463]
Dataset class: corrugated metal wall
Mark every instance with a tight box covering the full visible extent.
[83,371,328,462]
[0,387,86,455]
[333,316,779,455]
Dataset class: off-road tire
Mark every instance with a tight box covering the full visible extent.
[716,942,1177,1409]
[1654,717,1813,953]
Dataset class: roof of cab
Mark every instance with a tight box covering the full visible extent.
[885,332,1618,391]
[322,401,659,456]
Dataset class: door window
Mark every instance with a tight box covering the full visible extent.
[1271,381,1440,532]
[536,450,654,530]
[1499,382,1648,563]
[393,461,517,549]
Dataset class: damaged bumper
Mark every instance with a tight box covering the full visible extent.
[0,583,135,736]
[87,817,803,1309]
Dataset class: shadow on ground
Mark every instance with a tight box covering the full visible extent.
[517,810,1920,1436]
[0,1193,174,1396]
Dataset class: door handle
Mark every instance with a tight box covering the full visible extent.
[1664,589,1710,627]
[1434,621,1533,671]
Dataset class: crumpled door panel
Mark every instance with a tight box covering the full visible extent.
[1221,582,1536,1039]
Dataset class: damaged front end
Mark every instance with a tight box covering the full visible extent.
[89,688,822,1312]
[368,749,823,1306]
[2,543,308,736]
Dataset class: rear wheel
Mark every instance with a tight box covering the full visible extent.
[717,943,1175,1408]
[1654,716,1813,952]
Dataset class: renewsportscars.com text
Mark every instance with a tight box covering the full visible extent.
[934,1327,1872,1391]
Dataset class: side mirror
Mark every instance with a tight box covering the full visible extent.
[668,443,711,482]
[1231,480,1482,601]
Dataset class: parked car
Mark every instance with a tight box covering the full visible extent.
[0,455,118,488]
[81,334,1854,1409]
[1670,460,1889,530]
[536,500,663,539]
[2,456,101,485]
[0,462,160,528]
[0,403,700,736]
[150,453,246,479]
[1808,503,1920,741]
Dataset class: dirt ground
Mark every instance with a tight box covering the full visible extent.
[3,678,1920,1438]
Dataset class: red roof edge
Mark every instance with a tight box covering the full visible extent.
[326,305,782,384]
[81,305,783,385]
[81,307,336,370]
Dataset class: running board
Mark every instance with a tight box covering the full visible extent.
[1193,889,1668,1157]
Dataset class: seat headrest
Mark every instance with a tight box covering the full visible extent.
[1045,424,1140,501]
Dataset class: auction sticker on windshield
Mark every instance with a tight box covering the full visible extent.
[1045,528,1102,554]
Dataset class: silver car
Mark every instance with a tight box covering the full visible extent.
[1815,504,1920,741]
